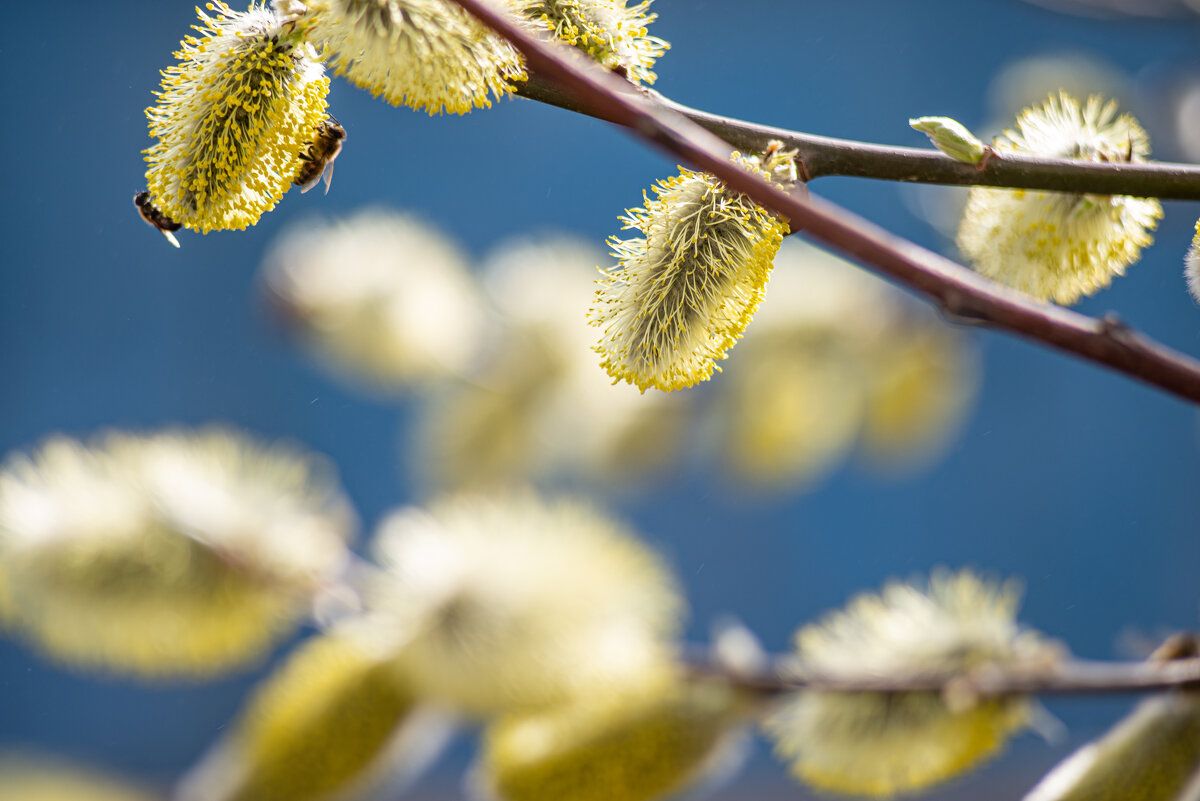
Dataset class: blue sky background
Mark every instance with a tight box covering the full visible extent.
[2,1,1199,798]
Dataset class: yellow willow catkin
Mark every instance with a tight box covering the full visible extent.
[766,570,1062,798]
[292,0,526,114]
[590,145,796,392]
[509,0,667,84]
[145,2,330,232]
[957,93,1162,305]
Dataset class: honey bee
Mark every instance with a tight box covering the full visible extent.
[294,118,346,195]
[133,191,182,248]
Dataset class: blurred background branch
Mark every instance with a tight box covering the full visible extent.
[691,650,1200,698]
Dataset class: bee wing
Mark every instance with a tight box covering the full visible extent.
[298,169,323,194]
[161,229,181,248]
[322,159,336,195]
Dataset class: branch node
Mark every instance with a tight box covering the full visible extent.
[939,289,990,326]
[942,674,981,712]
[975,145,998,172]
[795,157,813,184]
[1099,312,1137,348]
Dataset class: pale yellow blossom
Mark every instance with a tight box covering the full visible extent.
[510,0,667,84]
[0,428,354,677]
[957,93,1162,305]
[717,240,976,491]
[1185,219,1200,304]
[262,210,486,394]
[365,493,683,714]
[418,236,687,492]
[766,570,1061,797]
[293,0,526,114]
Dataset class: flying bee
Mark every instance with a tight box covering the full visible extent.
[294,118,346,195]
[133,191,182,248]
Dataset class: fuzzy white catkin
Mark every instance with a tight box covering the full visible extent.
[508,0,668,84]
[0,428,354,676]
[292,0,526,114]
[262,210,486,394]
[766,570,1061,797]
[957,93,1161,305]
[364,493,684,715]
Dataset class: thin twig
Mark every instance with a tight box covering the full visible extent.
[519,75,1200,199]
[451,0,1200,406]
[689,655,1200,699]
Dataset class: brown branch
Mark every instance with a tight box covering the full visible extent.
[518,74,1200,200]
[451,0,1200,406]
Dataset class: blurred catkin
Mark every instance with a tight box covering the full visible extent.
[178,630,450,801]
[0,428,354,677]
[365,493,683,715]
[766,570,1060,797]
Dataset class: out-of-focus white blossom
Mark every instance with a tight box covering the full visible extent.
[417,236,687,492]
[957,93,1162,305]
[365,493,683,715]
[0,429,355,677]
[986,53,1132,126]
[289,0,526,114]
[716,240,977,491]
[262,210,486,394]
[766,570,1061,798]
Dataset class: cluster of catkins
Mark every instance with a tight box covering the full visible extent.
[135,1,1182,398]
[259,210,977,494]
[138,0,665,237]
[7,427,1195,801]
[105,3,1200,798]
